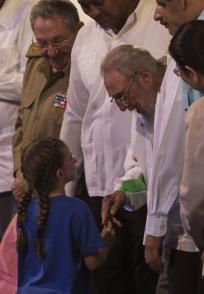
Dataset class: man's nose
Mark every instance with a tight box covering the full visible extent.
[154,6,162,21]
[45,45,58,56]
[86,4,101,19]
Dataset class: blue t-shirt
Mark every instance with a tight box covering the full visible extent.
[17,196,105,294]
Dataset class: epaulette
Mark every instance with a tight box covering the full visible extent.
[26,43,43,58]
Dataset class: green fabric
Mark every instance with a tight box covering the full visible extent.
[120,173,147,192]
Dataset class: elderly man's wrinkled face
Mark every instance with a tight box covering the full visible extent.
[104,69,156,118]
[154,0,187,35]
[78,0,136,33]
[33,15,76,72]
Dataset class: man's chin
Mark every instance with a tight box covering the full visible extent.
[95,17,112,30]
[127,106,136,111]
[50,62,66,72]
[165,24,178,36]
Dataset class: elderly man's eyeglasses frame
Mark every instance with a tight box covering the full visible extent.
[32,37,72,50]
[110,71,137,104]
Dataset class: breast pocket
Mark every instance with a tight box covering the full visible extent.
[20,98,35,134]
[39,95,66,138]
[49,104,65,128]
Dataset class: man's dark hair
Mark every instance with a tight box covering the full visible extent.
[30,0,80,32]
[169,20,204,73]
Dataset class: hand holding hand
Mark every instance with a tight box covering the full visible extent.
[101,191,127,227]
[101,221,115,248]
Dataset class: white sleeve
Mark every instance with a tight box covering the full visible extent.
[60,40,89,191]
[145,66,184,237]
[114,146,143,191]
[0,12,33,103]
[180,98,204,249]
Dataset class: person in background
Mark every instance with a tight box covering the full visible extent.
[17,137,115,294]
[60,0,170,293]
[0,0,35,241]
[169,19,204,263]
[143,1,204,293]
[12,0,82,199]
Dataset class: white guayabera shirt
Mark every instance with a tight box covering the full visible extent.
[145,58,197,251]
[60,0,170,197]
[0,0,34,193]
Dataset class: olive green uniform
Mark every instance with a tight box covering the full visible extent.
[13,44,70,172]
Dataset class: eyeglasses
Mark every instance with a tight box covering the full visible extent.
[110,72,137,104]
[63,156,77,170]
[33,37,72,50]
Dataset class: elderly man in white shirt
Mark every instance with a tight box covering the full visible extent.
[101,47,203,294]
[60,0,170,293]
[0,0,34,240]
[143,1,204,294]
[101,44,167,292]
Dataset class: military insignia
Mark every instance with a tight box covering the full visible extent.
[26,43,43,58]
[53,93,67,109]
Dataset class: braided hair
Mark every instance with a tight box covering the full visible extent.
[17,138,73,259]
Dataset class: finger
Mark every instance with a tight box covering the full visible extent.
[110,200,122,216]
[111,216,122,227]
[101,197,112,225]
[148,259,164,273]
[145,249,163,273]
[13,190,22,200]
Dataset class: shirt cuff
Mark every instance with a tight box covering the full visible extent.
[145,215,167,237]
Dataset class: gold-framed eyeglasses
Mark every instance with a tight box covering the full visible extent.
[110,72,137,104]
[33,37,71,50]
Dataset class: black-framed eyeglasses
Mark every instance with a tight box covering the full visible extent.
[110,72,137,104]
[33,36,72,50]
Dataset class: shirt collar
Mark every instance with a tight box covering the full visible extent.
[96,7,138,37]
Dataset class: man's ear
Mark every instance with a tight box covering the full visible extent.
[184,66,199,83]
[177,0,188,11]
[137,69,153,87]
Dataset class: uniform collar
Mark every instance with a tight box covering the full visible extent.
[0,0,31,29]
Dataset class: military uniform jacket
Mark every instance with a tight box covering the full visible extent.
[13,45,70,172]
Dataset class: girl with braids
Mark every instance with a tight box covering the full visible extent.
[16,137,115,294]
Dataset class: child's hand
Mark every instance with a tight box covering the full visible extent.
[101,221,115,248]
